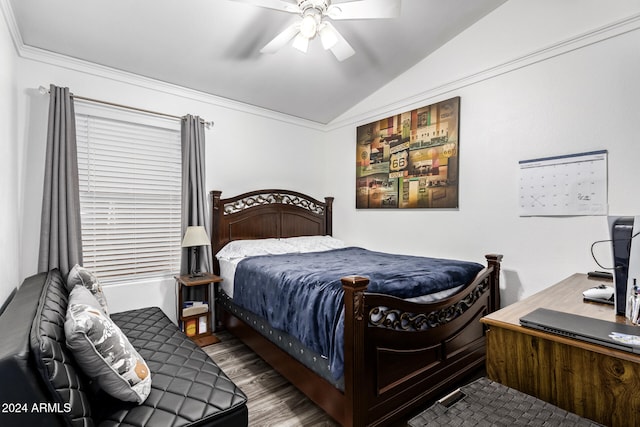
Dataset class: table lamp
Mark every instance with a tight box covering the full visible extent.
[181,226,211,277]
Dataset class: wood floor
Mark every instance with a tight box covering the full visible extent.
[204,330,485,427]
[204,330,339,426]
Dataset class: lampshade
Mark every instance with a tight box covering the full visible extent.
[181,226,211,248]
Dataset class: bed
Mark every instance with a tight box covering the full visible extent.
[210,189,502,427]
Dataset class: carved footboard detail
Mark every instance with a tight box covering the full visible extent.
[341,254,502,427]
[369,278,490,331]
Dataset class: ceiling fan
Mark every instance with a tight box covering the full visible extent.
[230,0,401,61]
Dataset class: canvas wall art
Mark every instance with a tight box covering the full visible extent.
[356,96,460,209]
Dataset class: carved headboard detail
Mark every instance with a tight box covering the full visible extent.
[210,189,334,268]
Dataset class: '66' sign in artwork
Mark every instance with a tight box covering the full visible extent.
[356,97,460,209]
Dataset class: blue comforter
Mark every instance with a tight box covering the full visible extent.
[233,247,483,380]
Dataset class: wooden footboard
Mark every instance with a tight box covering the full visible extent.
[342,254,502,426]
[217,254,502,427]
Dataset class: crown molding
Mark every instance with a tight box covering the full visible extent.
[0,0,22,53]
[0,0,324,131]
[325,11,640,132]
[18,45,327,131]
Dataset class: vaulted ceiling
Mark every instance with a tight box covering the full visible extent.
[7,0,506,124]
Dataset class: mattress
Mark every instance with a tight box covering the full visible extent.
[217,237,465,303]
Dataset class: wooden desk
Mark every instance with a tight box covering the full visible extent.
[481,273,640,427]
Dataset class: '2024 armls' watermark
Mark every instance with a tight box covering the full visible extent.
[2,402,72,414]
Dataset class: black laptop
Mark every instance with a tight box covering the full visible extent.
[519,308,640,354]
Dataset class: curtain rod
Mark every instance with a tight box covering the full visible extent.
[38,85,214,129]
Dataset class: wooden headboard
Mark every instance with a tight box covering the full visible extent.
[210,189,334,260]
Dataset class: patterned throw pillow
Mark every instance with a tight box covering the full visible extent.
[65,286,151,404]
[67,264,109,316]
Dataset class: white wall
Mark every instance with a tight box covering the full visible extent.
[0,4,19,308]
[12,50,326,320]
[325,0,640,305]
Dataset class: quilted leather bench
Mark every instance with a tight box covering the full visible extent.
[0,269,248,427]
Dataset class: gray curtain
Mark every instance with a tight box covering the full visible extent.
[180,115,212,275]
[38,84,83,276]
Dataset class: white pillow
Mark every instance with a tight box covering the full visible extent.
[65,286,152,404]
[215,238,298,260]
[280,235,346,253]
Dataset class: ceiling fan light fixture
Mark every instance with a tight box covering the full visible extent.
[299,14,318,38]
[292,32,310,52]
[319,24,338,50]
[236,0,402,60]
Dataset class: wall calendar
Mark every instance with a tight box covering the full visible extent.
[519,150,608,216]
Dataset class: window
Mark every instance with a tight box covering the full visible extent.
[75,102,182,284]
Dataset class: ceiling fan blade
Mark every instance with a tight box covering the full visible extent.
[260,23,300,53]
[323,22,355,61]
[228,0,299,14]
[327,0,401,20]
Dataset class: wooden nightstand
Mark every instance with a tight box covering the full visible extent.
[175,273,222,347]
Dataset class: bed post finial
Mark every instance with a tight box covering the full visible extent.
[210,191,223,273]
[341,275,369,427]
[325,197,334,236]
[485,254,503,312]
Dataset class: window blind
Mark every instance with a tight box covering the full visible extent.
[75,105,182,284]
